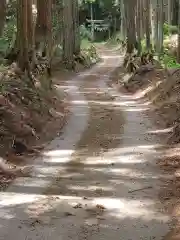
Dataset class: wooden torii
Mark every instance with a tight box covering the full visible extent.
[86,19,111,40]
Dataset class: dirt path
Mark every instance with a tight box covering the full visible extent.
[0,48,171,239]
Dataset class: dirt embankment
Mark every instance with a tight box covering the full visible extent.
[0,64,73,189]
[110,59,180,240]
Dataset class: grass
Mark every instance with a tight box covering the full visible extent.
[81,38,106,49]
[81,38,93,49]
[106,32,122,46]
[160,53,180,69]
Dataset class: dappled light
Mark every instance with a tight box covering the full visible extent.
[146,127,174,135]
[0,0,178,239]
[0,53,171,238]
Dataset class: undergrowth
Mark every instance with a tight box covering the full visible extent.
[160,54,180,69]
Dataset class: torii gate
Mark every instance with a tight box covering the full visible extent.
[86,19,111,41]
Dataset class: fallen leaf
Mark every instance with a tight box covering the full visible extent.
[73,203,83,209]
[83,196,89,200]
[96,204,106,210]
[64,212,75,217]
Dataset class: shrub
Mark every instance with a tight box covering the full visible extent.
[163,23,178,36]
[80,24,91,40]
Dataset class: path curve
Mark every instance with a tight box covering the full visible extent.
[0,47,171,240]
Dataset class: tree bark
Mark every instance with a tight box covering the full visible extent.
[157,0,164,56]
[120,0,126,41]
[72,0,80,55]
[63,0,74,69]
[177,0,180,63]
[145,0,151,50]
[168,0,172,25]
[151,1,156,49]
[17,0,29,72]
[125,0,137,54]
[136,0,142,55]
[0,0,6,37]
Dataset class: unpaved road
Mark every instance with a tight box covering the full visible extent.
[0,48,171,239]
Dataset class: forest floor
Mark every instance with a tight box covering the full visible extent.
[0,46,175,239]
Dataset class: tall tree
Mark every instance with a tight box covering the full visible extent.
[17,0,29,72]
[145,0,151,50]
[177,0,180,63]
[72,0,80,55]
[136,0,142,55]
[125,0,137,53]
[35,0,47,49]
[140,0,145,38]
[157,0,164,56]
[0,0,6,37]
[151,0,157,49]
[63,0,74,69]
[35,0,52,55]
[120,0,126,41]
[168,0,172,25]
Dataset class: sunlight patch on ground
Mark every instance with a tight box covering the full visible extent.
[146,127,173,134]
[0,193,45,207]
[70,99,150,112]
[101,55,122,60]
[92,197,169,222]
[84,154,145,165]
[43,150,74,159]
[14,177,51,187]
[83,144,162,167]
[105,145,161,156]
[122,107,149,112]
[68,185,113,192]
[109,168,159,179]
[0,193,169,225]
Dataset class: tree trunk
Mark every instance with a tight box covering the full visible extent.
[120,0,126,41]
[72,0,80,55]
[140,0,145,38]
[151,1,156,49]
[45,0,53,60]
[154,0,159,52]
[168,0,172,25]
[35,0,52,53]
[136,0,142,55]
[125,0,137,54]
[17,0,29,72]
[27,0,33,50]
[172,0,178,25]
[63,0,74,69]
[157,0,164,57]
[145,0,151,50]
[54,0,64,45]
[177,0,180,63]
[26,0,36,68]
[0,0,6,37]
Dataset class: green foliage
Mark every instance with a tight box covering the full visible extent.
[80,24,92,40]
[141,39,146,52]
[87,45,99,61]
[160,53,180,68]
[81,44,100,66]
[163,23,178,36]
[81,38,92,48]
[163,23,169,36]
[0,17,16,55]
[0,1,17,55]
[106,31,127,46]
[169,25,178,34]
